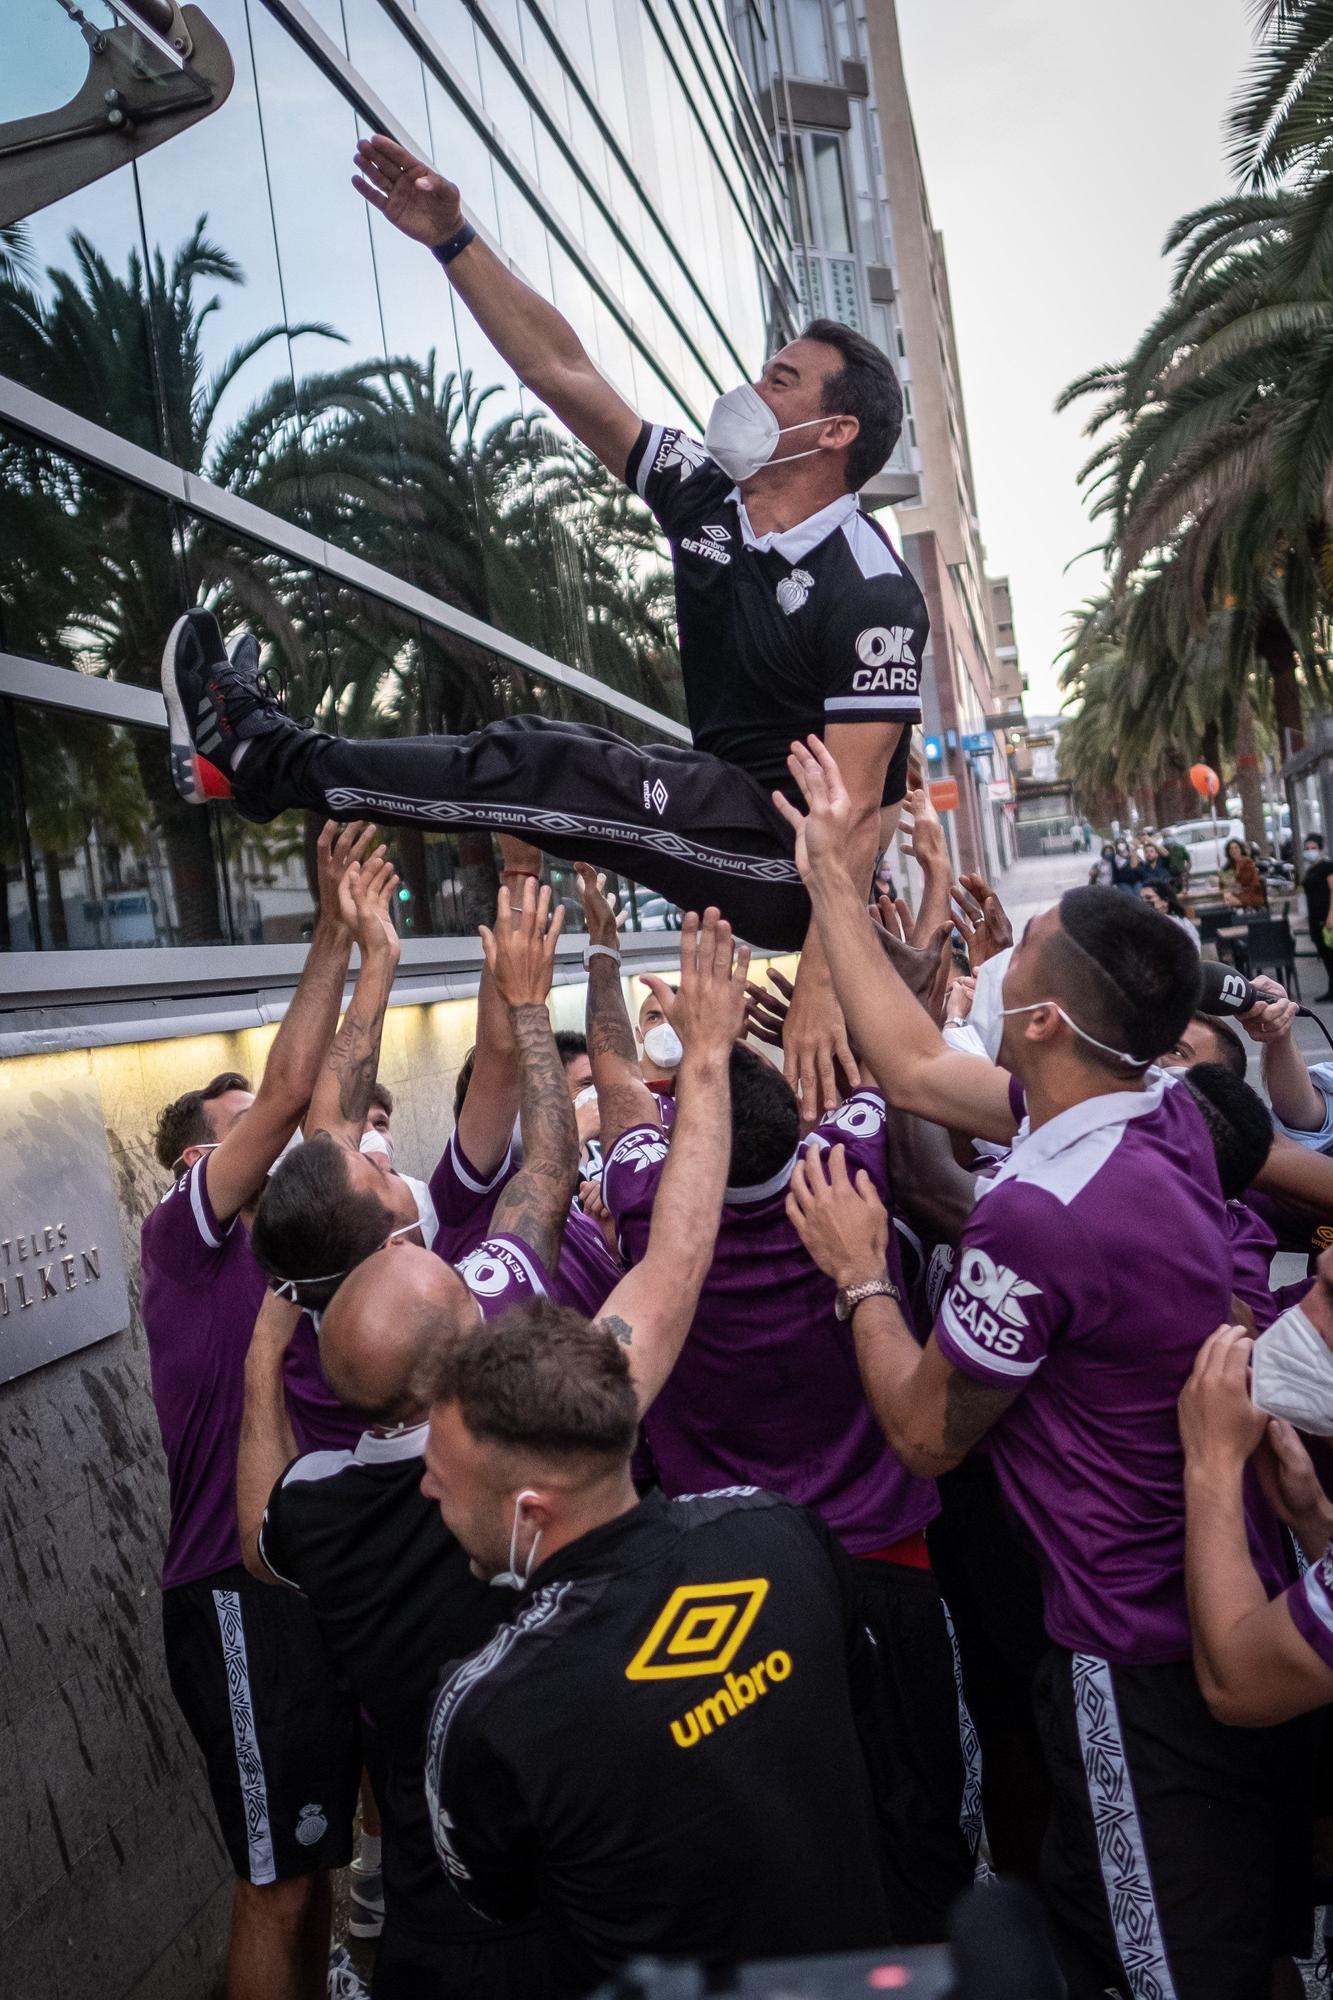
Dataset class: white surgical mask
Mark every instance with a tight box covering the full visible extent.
[490,1488,542,1590]
[573,1084,599,1112]
[1251,1302,1333,1435]
[642,1022,684,1071]
[360,1128,395,1166]
[703,383,845,484]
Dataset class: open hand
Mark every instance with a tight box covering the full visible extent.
[901,783,948,878]
[339,853,401,963]
[871,901,953,1023]
[574,862,628,949]
[316,820,376,929]
[744,967,794,1048]
[786,1143,888,1288]
[480,876,564,1008]
[353,134,464,246]
[645,907,751,1064]
[772,735,854,882]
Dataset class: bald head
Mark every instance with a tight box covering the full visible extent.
[319,1242,478,1425]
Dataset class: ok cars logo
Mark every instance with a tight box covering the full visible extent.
[956,1247,1040,1327]
[625,1579,769,1681]
[855,626,917,668]
[612,1132,670,1176]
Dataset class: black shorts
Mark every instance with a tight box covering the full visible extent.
[1034,1646,1314,2000]
[162,1565,359,1883]
[373,1921,553,2000]
[850,1556,980,1944]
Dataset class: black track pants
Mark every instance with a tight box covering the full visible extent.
[246,714,809,949]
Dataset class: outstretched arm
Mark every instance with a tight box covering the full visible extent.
[578,864,660,1154]
[775,737,1017,1144]
[353,136,641,478]
[304,854,402,1146]
[205,822,371,1223]
[596,911,750,1408]
[485,880,579,1271]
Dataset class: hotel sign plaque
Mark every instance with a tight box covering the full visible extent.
[0,1077,130,1384]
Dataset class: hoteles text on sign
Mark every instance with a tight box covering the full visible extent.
[0,1077,130,1384]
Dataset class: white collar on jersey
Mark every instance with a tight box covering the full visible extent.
[354,1421,429,1464]
[727,486,859,560]
[980,1069,1167,1199]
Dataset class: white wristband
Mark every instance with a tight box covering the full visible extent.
[584,942,622,968]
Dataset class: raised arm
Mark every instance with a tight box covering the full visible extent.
[456,953,521,1180]
[353,136,641,478]
[304,854,402,1146]
[596,910,750,1408]
[205,821,371,1223]
[485,880,579,1271]
[238,1290,302,1581]
[774,737,1017,1144]
[578,864,660,1154]
[1179,1324,1333,1724]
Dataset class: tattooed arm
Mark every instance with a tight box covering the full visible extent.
[304,853,402,1146]
[595,909,750,1410]
[785,1142,1019,1476]
[576,864,659,1154]
[483,879,578,1273]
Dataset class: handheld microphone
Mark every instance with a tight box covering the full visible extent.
[1196,960,1261,1017]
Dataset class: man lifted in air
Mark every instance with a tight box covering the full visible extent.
[162,133,925,1113]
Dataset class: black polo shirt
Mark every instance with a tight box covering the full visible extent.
[424,1485,891,1993]
[259,1427,509,1948]
[626,422,928,805]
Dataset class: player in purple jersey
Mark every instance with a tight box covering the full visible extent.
[778,733,1306,2000]
[140,821,375,2000]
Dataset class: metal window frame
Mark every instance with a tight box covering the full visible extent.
[0,375,691,743]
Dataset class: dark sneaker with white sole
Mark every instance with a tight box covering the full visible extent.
[347,1864,384,1940]
[161,608,291,811]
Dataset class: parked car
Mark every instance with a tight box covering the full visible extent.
[1157,818,1247,877]
[626,892,682,932]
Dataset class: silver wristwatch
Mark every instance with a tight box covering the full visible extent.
[834,1275,902,1322]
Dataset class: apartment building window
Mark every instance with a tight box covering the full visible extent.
[776,0,833,82]
[782,128,863,327]
[810,134,853,253]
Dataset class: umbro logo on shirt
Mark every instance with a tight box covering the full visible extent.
[681,523,732,565]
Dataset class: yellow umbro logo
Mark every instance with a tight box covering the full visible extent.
[624,1579,769,1681]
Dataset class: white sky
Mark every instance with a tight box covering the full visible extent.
[895,0,1256,712]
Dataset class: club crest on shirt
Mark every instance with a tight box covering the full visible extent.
[655,432,708,481]
[776,567,814,614]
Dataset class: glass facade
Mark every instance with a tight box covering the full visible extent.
[1,0,796,955]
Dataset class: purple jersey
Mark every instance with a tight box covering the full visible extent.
[933,1073,1285,1664]
[140,1159,267,1590]
[603,1090,938,1553]
[1227,1200,1281,1333]
[284,1314,365,1454]
[1285,1547,1333,1671]
[431,1130,621,1318]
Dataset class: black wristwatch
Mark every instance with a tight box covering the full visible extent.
[834,1275,901,1322]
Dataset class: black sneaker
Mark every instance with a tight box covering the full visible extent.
[161,608,289,806]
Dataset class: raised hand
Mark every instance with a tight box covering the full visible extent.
[786,1143,888,1289]
[901,781,948,877]
[480,875,564,1009]
[744,966,794,1048]
[316,820,375,929]
[646,907,751,1064]
[871,903,953,1022]
[574,862,628,948]
[772,735,854,881]
[348,853,401,964]
[352,133,464,247]
[957,872,1013,962]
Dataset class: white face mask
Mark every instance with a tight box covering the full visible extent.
[963,946,1013,1064]
[360,1128,395,1166]
[642,1022,684,1070]
[703,383,844,484]
[1251,1302,1333,1435]
[573,1084,598,1113]
[490,1488,542,1590]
